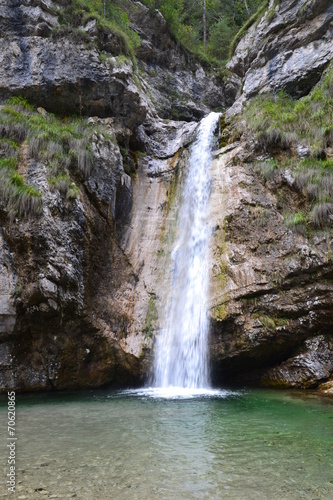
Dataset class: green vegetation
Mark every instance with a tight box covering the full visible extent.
[253,159,278,183]
[120,147,138,177]
[53,0,270,67]
[55,0,140,59]
[245,65,333,230]
[0,97,106,217]
[141,0,267,65]
[0,98,40,218]
[143,296,158,339]
[284,211,308,236]
[229,0,269,57]
[252,313,289,331]
[49,174,80,200]
[215,303,228,321]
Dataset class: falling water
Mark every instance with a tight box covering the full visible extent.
[154,112,220,390]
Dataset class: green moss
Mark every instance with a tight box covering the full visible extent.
[275,318,289,327]
[165,159,180,215]
[98,52,110,62]
[143,296,158,339]
[216,260,229,290]
[215,303,228,321]
[253,313,276,331]
[252,313,290,331]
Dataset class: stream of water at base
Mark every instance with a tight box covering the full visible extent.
[0,388,332,499]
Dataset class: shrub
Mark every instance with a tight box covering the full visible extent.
[311,203,333,228]
[244,64,333,229]
[0,171,42,219]
[0,97,104,217]
[284,211,308,235]
[254,159,278,182]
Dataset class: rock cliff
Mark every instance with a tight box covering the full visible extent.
[209,0,333,392]
[0,0,226,391]
[227,0,333,115]
[0,0,333,393]
[208,129,333,389]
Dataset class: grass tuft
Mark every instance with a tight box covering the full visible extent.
[0,97,108,217]
[244,65,333,230]
[311,203,333,228]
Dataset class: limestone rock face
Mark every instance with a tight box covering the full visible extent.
[0,121,140,391]
[118,118,198,375]
[262,335,333,388]
[0,0,234,125]
[1,0,333,393]
[208,137,333,387]
[0,0,154,126]
[227,0,333,113]
[0,0,216,392]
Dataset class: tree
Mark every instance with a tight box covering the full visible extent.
[203,0,207,50]
[243,0,251,17]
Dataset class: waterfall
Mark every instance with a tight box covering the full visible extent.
[154,112,220,390]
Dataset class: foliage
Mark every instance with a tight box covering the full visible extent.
[141,0,267,66]
[252,313,289,331]
[0,167,42,219]
[283,212,308,235]
[55,0,140,58]
[0,98,105,217]
[254,159,278,183]
[245,65,333,230]
[54,0,269,66]
[143,296,158,339]
[229,0,269,57]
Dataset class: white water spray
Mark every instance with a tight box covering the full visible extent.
[154,112,220,390]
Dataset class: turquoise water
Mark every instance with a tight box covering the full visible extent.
[0,388,332,499]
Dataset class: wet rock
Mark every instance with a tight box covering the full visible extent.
[318,379,333,395]
[262,336,333,388]
[208,136,333,387]
[0,120,140,392]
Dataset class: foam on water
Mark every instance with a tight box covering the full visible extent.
[120,386,233,399]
